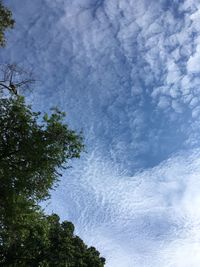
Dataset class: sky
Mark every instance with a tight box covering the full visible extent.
[2,0,200,266]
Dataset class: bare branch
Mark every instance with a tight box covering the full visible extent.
[0,64,36,96]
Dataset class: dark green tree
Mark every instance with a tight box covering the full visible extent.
[1,212,105,267]
[0,206,49,266]
[46,214,105,267]
[0,1,14,46]
[0,96,105,266]
[0,96,83,223]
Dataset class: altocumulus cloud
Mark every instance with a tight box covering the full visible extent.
[2,0,200,266]
[49,149,200,267]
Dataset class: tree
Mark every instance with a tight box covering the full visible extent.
[0,96,106,266]
[0,205,48,266]
[0,1,14,46]
[0,96,84,224]
[1,213,105,267]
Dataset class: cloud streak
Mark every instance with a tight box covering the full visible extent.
[48,148,200,267]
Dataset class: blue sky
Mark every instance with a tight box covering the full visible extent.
[2,0,200,266]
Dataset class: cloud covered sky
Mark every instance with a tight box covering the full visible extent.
[2,0,200,266]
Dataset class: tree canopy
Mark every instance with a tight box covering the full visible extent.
[0,96,105,266]
[1,212,105,267]
[0,96,83,203]
[0,94,83,227]
[0,1,14,46]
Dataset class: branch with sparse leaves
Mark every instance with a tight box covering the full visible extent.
[0,64,36,96]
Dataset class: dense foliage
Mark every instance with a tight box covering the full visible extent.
[0,96,83,203]
[1,212,105,266]
[0,96,105,266]
[0,1,14,46]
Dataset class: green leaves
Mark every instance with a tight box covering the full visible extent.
[0,96,83,202]
[0,96,105,266]
[0,1,14,46]
[1,212,106,267]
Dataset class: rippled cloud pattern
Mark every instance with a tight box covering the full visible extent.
[2,0,200,266]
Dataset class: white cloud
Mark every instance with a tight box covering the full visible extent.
[157,96,171,109]
[187,43,200,73]
[46,148,200,267]
[166,60,182,85]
